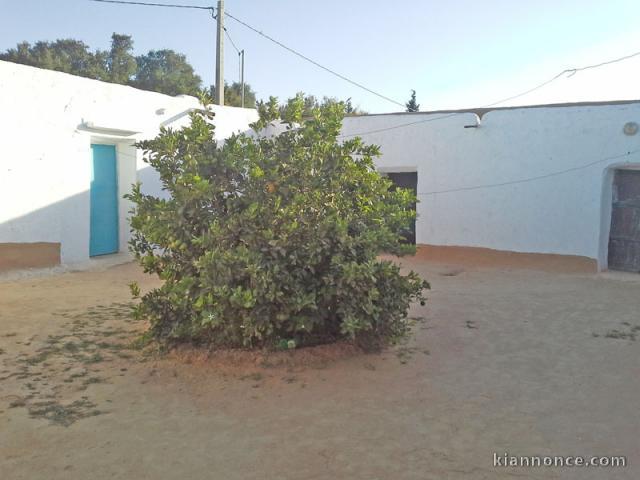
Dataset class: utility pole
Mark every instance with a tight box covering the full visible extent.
[215,0,224,105]
[240,49,245,108]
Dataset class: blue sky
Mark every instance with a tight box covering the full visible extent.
[2,0,640,112]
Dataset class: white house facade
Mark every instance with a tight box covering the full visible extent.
[0,61,258,271]
[2,59,640,274]
[342,102,640,272]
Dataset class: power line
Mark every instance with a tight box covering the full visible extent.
[341,48,640,138]
[564,49,640,75]
[484,49,640,108]
[341,112,460,138]
[417,149,640,196]
[89,0,213,11]
[87,0,640,128]
[224,25,246,105]
[82,0,640,194]
[224,27,240,55]
[89,1,401,107]
[223,10,405,108]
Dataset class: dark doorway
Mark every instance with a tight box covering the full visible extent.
[386,172,418,245]
[608,169,640,272]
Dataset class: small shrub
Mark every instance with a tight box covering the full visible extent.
[127,95,429,350]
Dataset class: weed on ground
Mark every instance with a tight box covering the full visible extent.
[0,302,142,426]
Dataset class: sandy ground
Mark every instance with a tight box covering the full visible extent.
[1,258,638,479]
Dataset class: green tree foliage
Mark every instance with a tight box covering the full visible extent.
[276,93,367,118]
[209,82,258,108]
[405,89,420,112]
[126,96,428,350]
[0,39,108,79]
[106,34,137,84]
[133,49,202,96]
[344,97,362,115]
[0,34,202,96]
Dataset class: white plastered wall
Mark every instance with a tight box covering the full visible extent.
[342,102,640,270]
[0,61,258,267]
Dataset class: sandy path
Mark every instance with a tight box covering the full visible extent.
[1,259,638,479]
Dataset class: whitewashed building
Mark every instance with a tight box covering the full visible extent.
[2,59,639,274]
[342,102,640,272]
[0,61,257,272]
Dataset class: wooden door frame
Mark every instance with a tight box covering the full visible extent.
[599,163,640,271]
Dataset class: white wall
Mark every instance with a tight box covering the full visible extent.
[4,60,638,271]
[342,102,640,269]
[0,61,258,266]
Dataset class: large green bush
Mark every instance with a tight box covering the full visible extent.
[127,95,428,350]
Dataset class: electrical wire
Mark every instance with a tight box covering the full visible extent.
[224,26,244,89]
[341,112,461,138]
[87,0,640,138]
[90,0,241,58]
[89,0,213,11]
[484,50,640,108]
[224,27,241,55]
[341,49,640,138]
[416,148,640,196]
[223,10,405,108]
[89,0,402,107]
[564,49,640,75]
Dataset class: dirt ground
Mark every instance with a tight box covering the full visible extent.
[1,257,638,479]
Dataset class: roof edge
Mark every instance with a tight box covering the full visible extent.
[352,99,640,118]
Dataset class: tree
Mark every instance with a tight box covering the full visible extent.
[1,34,202,96]
[344,97,357,115]
[127,95,428,350]
[0,41,33,65]
[0,39,107,80]
[106,34,136,84]
[405,90,420,112]
[276,93,367,118]
[133,49,202,96]
[300,93,320,116]
[208,82,257,108]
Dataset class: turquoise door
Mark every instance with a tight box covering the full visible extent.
[90,144,119,256]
